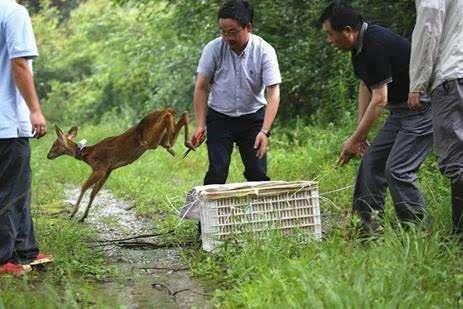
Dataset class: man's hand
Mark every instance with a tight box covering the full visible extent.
[191,126,206,148]
[407,91,423,111]
[183,126,206,159]
[30,110,47,139]
[11,58,47,138]
[254,131,268,159]
[337,136,368,166]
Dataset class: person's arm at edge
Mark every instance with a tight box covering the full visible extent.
[408,3,445,109]
[11,57,47,138]
[254,84,280,159]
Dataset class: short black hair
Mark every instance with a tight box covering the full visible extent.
[319,1,363,31]
[218,0,254,27]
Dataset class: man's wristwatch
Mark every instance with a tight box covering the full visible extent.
[260,129,271,137]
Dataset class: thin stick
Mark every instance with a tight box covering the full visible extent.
[110,241,193,249]
[138,266,189,272]
[165,195,180,214]
[124,204,136,211]
[319,195,342,211]
[152,282,212,298]
[320,184,354,196]
[91,230,175,244]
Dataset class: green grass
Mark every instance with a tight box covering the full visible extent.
[0,136,119,307]
[1,118,460,308]
[190,227,463,308]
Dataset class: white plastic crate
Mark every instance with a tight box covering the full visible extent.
[181,181,321,251]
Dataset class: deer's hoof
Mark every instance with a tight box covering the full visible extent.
[185,141,195,150]
[167,148,176,157]
[77,217,86,223]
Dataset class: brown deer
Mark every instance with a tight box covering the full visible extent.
[47,108,196,222]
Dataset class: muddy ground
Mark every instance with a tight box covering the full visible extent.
[65,186,210,308]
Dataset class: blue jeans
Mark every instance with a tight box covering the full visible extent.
[353,104,433,228]
[203,107,270,185]
[0,138,39,264]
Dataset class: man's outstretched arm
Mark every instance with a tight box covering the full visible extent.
[338,84,387,166]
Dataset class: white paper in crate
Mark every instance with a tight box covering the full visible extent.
[179,181,290,220]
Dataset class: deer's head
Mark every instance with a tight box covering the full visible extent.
[47,126,78,159]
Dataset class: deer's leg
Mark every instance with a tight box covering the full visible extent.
[149,112,176,155]
[164,145,176,157]
[161,112,175,149]
[180,112,195,150]
[70,171,105,219]
[169,112,187,146]
[78,171,110,222]
[140,112,173,150]
[164,112,194,150]
[159,112,182,156]
[160,129,176,156]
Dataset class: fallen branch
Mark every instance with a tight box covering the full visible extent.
[151,282,188,297]
[48,209,70,217]
[124,205,136,211]
[90,229,175,244]
[138,266,189,272]
[113,240,194,249]
[151,282,211,298]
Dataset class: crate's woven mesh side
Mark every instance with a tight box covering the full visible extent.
[200,199,220,252]
[312,188,322,237]
[200,184,321,250]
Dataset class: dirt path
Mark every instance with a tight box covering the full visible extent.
[64,186,210,308]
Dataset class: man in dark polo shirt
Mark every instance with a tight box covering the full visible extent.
[319,2,433,233]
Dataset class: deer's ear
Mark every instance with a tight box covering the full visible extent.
[55,125,64,137]
[67,126,78,139]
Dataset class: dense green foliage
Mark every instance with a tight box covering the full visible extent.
[0,138,118,307]
[32,0,415,125]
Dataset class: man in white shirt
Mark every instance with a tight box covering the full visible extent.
[0,0,51,276]
[191,0,281,185]
[409,0,463,234]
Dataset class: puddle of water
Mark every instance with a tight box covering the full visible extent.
[64,185,209,308]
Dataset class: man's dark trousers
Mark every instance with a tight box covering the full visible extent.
[0,138,39,264]
[353,104,433,229]
[203,107,270,185]
[431,79,463,233]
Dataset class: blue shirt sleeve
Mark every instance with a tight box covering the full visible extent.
[5,6,38,60]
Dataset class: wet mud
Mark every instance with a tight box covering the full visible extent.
[65,186,209,308]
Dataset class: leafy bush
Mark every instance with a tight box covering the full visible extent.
[32,0,415,125]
